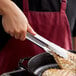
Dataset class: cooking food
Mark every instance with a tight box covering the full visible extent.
[68,52,76,63]
[42,69,76,76]
[53,51,76,71]
[42,51,76,76]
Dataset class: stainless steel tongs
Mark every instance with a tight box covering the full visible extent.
[26,32,68,59]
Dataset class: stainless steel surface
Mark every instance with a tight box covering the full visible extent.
[26,32,68,59]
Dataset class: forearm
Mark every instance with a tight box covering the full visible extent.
[0,0,12,15]
[0,0,20,16]
[72,37,76,51]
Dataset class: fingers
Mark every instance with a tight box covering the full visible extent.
[10,32,14,37]
[15,33,21,39]
[19,30,26,41]
[9,29,27,41]
[27,24,36,35]
[7,24,36,41]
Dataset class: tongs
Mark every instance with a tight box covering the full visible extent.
[26,32,68,59]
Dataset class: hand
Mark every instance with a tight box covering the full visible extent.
[1,0,36,41]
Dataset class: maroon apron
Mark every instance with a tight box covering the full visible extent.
[0,0,72,74]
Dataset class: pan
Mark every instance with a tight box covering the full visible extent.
[18,50,76,76]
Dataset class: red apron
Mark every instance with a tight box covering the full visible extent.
[0,0,72,74]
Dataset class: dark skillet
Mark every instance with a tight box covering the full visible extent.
[18,50,76,76]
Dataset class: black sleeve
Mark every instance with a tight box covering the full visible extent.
[0,16,11,50]
[72,20,76,37]
[66,0,76,37]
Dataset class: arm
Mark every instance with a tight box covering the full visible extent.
[72,37,76,51]
[0,0,11,15]
[72,21,76,51]
[0,0,36,41]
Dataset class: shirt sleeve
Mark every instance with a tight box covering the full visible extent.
[66,0,76,37]
[72,19,76,37]
[0,16,11,50]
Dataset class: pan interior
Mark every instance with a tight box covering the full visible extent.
[28,52,58,75]
[28,50,76,76]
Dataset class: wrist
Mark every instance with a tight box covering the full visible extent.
[0,0,13,15]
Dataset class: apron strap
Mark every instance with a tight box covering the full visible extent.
[60,0,67,13]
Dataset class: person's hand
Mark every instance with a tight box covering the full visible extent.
[1,0,36,41]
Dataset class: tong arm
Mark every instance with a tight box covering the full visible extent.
[26,32,68,59]
[26,32,50,53]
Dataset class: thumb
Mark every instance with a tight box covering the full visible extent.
[27,24,36,35]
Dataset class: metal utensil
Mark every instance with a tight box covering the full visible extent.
[26,32,68,59]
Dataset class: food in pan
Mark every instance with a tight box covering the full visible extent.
[68,52,76,63]
[42,51,76,76]
[53,51,76,71]
[42,69,76,76]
